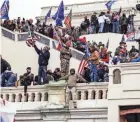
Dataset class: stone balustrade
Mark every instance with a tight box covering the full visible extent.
[0,83,108,104]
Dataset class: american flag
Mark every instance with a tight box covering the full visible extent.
[26,35,38,47]
[53,27,63,51]
[64,9,72,28]
[78,55,89,74]
[78,44,90,74]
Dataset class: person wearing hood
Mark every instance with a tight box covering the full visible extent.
[60,68,87,106]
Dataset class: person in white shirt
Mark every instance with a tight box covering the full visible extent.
[98,12,109,33]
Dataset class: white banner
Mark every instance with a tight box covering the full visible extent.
[0,99,16,122]
[126,32,135,42]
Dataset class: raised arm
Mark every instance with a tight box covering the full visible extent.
[34,44,41,55]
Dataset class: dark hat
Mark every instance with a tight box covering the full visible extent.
[27,67,31,70]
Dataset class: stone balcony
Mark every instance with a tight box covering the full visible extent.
[0,82,108,110]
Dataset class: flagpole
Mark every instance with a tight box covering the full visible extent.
[27,21,32,37]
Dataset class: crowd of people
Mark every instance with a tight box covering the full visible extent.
[1,10,140,95]
[0,9,136,53]
[1,38,140,87]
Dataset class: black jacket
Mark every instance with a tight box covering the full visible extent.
[34,45,50,66]
[84,19,90,28]
[1,58,11,73]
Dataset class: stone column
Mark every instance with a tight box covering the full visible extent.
[15,94,19,102]
[22,93,27,102]
[9,94,13,102]
[103,90,107,99]
[108,104,120,122]
[41,92,45,101]
[35,93,40,101]
[88,90,92,100]
[81,91,85,100]
[28,93,33,102]
[3,94,7,101]
[95,90,99,99]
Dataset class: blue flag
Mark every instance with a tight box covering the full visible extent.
[45,7,52,23]
[0,0,9,19]
[54,1,64,26]
[52,10,58,20]
[105,0,116,10]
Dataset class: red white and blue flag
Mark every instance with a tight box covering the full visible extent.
[26,35,39,47]
[78,43,90,74]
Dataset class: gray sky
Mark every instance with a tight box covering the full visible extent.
[0,0,94,20]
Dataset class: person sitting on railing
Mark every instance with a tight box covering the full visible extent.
[1,70,17,87]
[97,63,105,82]
[46,70,54,82]
[1,55,17,87]
[82,67,91,83]
[20,67,34,95]
[130,52,140,62]
[129,46,139,57]
[53,68,61,81]
[103,65,109,82]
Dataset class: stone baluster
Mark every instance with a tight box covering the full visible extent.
[81,91,85,100]
[28,93,33,102]
[9,94,13,102]
[21,93,24,102]
[103,90,107,99]
[41,92,45,101]
[22,93,27,102]
[15,94,19,102]
[88,90,92,100]
[95,90,99,99]
[35,93,40,101]
[3,94,7,101]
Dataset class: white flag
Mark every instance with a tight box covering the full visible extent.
[0,99,16,122]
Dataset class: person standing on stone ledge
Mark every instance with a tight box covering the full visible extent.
[60,43,72,77]
[32,43,50,85]
[59,68,87,107]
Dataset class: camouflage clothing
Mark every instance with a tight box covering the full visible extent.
[60,47,72,77]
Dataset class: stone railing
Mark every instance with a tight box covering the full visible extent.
[1,26,84,61]
[0,83,108,104]
[73,83,108,100]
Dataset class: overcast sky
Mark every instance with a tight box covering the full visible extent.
[0,0,95,20]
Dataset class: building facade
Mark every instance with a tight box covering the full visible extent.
[36,0,140,28]
[1,63,140,122]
